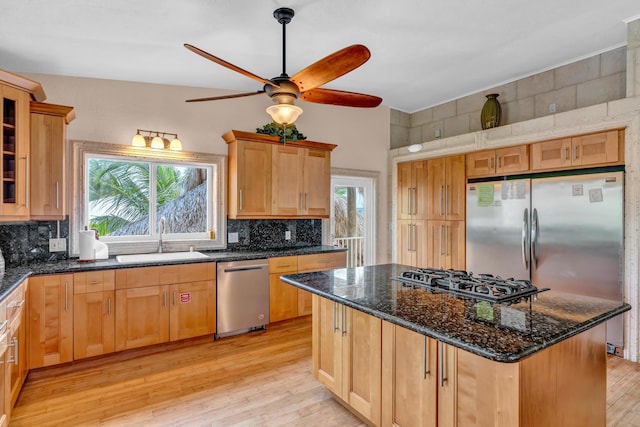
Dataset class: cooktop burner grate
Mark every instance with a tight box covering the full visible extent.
[394,268,549,304]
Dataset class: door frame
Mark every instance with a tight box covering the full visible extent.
[327,168,378,266]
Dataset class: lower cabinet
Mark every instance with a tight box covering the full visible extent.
[74,290,115,359]
[0,299,8,427]
[269,252,346,323]
[6,280,28,410]
[28,274,74,368]
[312,295,381,426]
[115,263,216,351]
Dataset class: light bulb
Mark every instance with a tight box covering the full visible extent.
[150,136,165,149]
[169,137,182,151]
[131,133,146,147]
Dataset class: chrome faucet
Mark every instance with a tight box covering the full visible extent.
[158,216,166,253]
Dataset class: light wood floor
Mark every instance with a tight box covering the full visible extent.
[10,316,640,426]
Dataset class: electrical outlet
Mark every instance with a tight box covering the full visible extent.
[49,238,67,252]
[228,232,239,243]
[285,230,291,240]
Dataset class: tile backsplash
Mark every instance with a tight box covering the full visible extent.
[0,218,322,266]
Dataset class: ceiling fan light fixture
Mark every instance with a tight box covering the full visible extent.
[267,103,303,125]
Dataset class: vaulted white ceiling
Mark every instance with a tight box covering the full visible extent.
[1,0,639,113]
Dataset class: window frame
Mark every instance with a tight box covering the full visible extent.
[71,140,226,256]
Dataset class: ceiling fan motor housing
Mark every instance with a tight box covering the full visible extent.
[265,76,300,104]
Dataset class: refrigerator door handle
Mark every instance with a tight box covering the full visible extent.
[531,208,539,269]
[522,208,529,270]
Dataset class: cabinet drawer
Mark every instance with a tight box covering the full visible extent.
[74,270,115,293]
[298,252,346,272]
[269,256,298,273]
[115,263,216,289]
[5,281,26,324]
[177,262,216,283]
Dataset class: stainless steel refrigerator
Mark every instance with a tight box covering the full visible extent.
[466,170,624,351]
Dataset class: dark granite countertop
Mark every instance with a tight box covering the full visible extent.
[0,245,345,300]
[280,263,631,363]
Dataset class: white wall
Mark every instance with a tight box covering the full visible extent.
[24,73,391,263]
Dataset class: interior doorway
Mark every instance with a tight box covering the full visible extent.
[331,173,376,267]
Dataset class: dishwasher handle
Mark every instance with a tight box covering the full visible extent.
[223,266,266,273]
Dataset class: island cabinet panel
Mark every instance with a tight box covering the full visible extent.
[6,279,28,409]
[312,295,381,426]
[381,322,438,427]
[115,284,170,351]
[28,274,73,369]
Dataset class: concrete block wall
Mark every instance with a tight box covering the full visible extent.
[390,46,627,149]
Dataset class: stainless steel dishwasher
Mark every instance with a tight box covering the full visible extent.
[216,259,269,339]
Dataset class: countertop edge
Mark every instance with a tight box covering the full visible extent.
[280,274,631,363]
[0,246,346,301]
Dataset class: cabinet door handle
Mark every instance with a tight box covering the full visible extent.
[8,300,25,309]
[0,320,7,333]
[90,280,99,285]
[23,155,29,208]
[163,291,167,307]
[108,297,111,315]
[439,186,444,216]
[341,305,346,336]
[65,281,69,312]
[497,156,502,169]
[333,302,338,332]
[446,224,450,256]
[423,336,430,378]
[239,189,243,211]
[277,263,291,268]
[445,185,449,217]
[439,343,446,387]
[173,290,177,306]
[489,157,493,170]
[439,225,444,255]
[563,146,569,161]
[9,337,18,365]
[573,145,578,161]
[55,181,60,209]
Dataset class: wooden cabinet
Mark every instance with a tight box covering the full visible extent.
[270,252,346,323]
[427,154,465,221]
[272,145,331,217]
[5,279,27,409]
[466,145,529,178]
[28,274,73,368]
[115,263,216,351]
[269,256,299,322]
[397,219,428,268]
[0,299,7,427]
[531,130,623,171]
[73,270,115,360]
[381,322,438,427]
[29,102,75,220]
[0,85,30,220]
[312,295,381,426]
[426,220,465,270]
[169,280,216,341]
[397,160,428,220]
[228,138,272,218]
[224,130,336,219]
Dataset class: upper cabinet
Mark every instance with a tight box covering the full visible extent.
[30,102,75,220]
[466,145,529,178]
[397,160,428,220]
[223,130,336,219]
[531,130,623,171]
[0,69,46,222]
[426,154,465,221]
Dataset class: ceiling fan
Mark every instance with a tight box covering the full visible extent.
[184,7,382,124]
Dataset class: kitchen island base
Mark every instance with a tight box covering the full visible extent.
[313,295,607,427]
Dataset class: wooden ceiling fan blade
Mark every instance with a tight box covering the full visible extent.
[186,91,265,103]
[291,45,371,92]
[184,44,278,88]
[299,88,382,108]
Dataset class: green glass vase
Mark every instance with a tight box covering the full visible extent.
[481,93,501,130]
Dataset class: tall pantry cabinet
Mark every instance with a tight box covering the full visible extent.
[397,155,466,270]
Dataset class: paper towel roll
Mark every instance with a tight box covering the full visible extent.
[78,230,96,262]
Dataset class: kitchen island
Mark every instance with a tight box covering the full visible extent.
[281,263,630,427]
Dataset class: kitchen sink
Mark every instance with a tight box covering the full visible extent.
[115,251,209,264]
